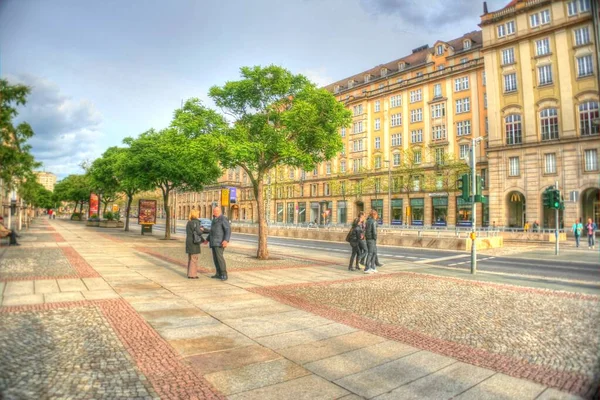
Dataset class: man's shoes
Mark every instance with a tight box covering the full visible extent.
[210,274,221,279]
[364,269,374,274]
[372,268,378,273]
[220,275,228,281]
[348,267,355,271]
[376,263,384,267]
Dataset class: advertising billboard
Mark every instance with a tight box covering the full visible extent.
[89,193,99,218]
[138,200,157,225]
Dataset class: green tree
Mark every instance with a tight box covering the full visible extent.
[54,174,91,215]
[87,155,120,216]
[19,174,54,210]
[207,65,352,259]
[123,124,222,239]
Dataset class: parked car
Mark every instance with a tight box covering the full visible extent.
[199,218,212,233]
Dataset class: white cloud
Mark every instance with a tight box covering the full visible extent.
[300,67,336,88]
[7,74,105,178]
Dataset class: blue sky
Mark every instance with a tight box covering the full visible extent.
[0,0,507,178]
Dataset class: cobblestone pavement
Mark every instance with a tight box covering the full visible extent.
[252,273,600,398]
[0,299,225,400]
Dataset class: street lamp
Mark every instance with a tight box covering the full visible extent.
[469,137,485,274]
[383,160,392,226]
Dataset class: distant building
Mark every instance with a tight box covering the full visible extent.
[35,171,57,192]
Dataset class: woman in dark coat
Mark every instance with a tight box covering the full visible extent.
[348,213,366,271]
[185,209,204,279]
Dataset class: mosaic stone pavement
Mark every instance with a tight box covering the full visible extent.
[252,273,600,397]
[0,248,76,280]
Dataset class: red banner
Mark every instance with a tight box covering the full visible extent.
[89,193,99,218]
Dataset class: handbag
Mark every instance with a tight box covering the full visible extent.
[345,228,354,242]
[192,221,203,244]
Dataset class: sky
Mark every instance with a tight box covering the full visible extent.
[0,0,507,179]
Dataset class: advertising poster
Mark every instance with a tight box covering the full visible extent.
[229,187,237,204]
[89,193,99,218]
[221,189,230,207]
[138,200,157,225]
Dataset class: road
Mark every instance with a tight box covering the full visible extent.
[134,221,600,285]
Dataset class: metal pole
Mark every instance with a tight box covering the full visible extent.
[555,180,559,256]
[388,162,392,226]
[471,139,477,274]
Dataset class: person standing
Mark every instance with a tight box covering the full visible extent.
[586,218,597,249]
[206,206,231,281]
[185,210,204,279]
[348,213,365,271]
[364,209,380,274]
[572,218,583,248]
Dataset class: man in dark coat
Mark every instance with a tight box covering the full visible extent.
[364,209,380,273]
[206,206,231,281]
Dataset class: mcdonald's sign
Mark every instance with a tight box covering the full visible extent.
[510,193,521,202]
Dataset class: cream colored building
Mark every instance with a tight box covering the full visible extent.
[480,0,599,228]
[35,171,57,192]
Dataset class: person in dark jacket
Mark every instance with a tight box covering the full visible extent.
[348,213,366,271]
[185,209,204,279]
[364,209,380,274]
[205,206,231,281]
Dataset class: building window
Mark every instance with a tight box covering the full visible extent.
[390,95,402,108]
[374,100,381,112]
[497,24,506,38]
[340,160,346,173]
[375,137,381,149]
[457,120,471,136]
[431,103,445,118]
[416,72,423,77]
[484,93,488,109]
[574,26,590,46]
[348,80,354,88]
[375,156,381,169]
[482,71,486,86]
[352,139,365,152]
[577,55,593,77]
[459,144,469,159]
[410,89,422,103]
[464,40,471,49]
[509,157,520,176]
[438,65,445,71]
[538,65,553,85]
[505,114,522,145]
[504,73,517,92]
[437,45,444,55]
[540,108,559,140]
[461,58,468,64]
[455,98,470,114]
[454,76,469,91]
[432,125,447,141]
[485,117,489,133]
[311,184,317,196]
[341,127,346,138]
[568,0,590,16]
[353,121,365,134]
[341,146,346,156]
[364,75,371,83]
[375,118,381,131]
[313,167,318,176]
[393,153,401,166]
[353,104,363,116]
[544,153,557,174]
[507,21,515,34]
[530,9,551,27]
[391,113,402,127]
[584,149,598,171]
[414,150,421,164]
[289,169,295,179]
[536,38,550,56]
[410,108,423,123]
[324,183,331,196]
[433,83,442,98]
[326,163,331,175]
[411,129,423,143]
[502,48,515,65]
[391,134,402,147]
[434,148,445,165]
[579,101,599,136]
[381,68,387,77]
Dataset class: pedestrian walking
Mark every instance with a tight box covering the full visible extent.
[364,209,380,274]
[0,216,20,246]
[572,218,583,248]
[357,212,367,266]
[185,209,204,279]
[205,206,231,281]
[348,213,366,271]
[523,221,530,232]
[585,218,597,249]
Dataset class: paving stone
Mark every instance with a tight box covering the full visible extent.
[82,278,112,291]
[373,362,495,400]
[186,344,282,375]
[222,310,333,338]
[228,374,350,400]
[0,248,76,280]
[453,373,547,400]
[2,294,45,306]
[0,281,5,296]
[208,303,296,320]
[44,292,85,303]
[304,340,419,381]
[56,279,87,292]
[203,359,311,395]
[130,300,192,312]
[279,331,387,365]
[536,388,586,400]
[166,325,254,356]
[4,280,35,296]
[254,323,359,350]
[334,351,456,398]
[34,280,60,294]
[82,290,120,300]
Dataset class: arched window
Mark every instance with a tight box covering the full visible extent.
[540,108,559,140]
[505,114,522,145]
[579,101,599,136]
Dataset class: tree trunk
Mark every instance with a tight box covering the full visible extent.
[124,194,133,232]
[255,180,269,259]
[102,201,108,216]
[163,188,171,240]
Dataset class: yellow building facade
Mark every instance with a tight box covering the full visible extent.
[35,171,57,192]
[481,0,599,228]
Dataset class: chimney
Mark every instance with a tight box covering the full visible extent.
[483,1,488,14]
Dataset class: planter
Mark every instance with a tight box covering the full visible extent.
[86,221,100,227]
[116,221,124,228]
[99,220,118,228]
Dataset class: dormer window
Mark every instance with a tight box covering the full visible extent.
[348,80,355,88]
[436,45,444,55]
[334,85,340,93]
[464,40,471,49]
[380,68,388,77]
[364,74,371,83]
[399,62,406,70]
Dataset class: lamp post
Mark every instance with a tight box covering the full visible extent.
[470,137,485,274]
[384,160,392,226]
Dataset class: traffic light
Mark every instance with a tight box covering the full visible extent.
[542,187,553,208]
[457,174,470,202]
[475,175,483,197]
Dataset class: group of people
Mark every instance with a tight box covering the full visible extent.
[185,206,230,280]
[347,209,384,274]
[572,218,597,249]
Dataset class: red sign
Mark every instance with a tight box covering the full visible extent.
[89,193,99,218]
[138,200,157,225]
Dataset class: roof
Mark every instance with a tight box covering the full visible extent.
[324,30,482,92]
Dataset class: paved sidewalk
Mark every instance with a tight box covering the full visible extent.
[1,219,598,399]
